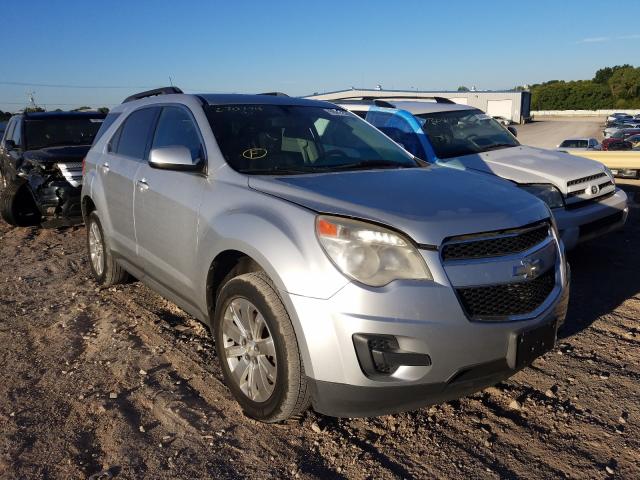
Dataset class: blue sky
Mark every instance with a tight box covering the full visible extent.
[1,0,637,112]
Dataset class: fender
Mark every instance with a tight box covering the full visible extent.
[195,194,349,314]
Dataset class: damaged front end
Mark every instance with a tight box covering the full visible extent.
[19,148,86,227]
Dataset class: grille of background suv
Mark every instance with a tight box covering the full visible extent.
[441,222,549,261]
[456,269,556,319]
[566,172,607,187]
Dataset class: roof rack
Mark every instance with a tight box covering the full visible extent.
[327,94,456,105]
[366,95,455,104]
[258,92,289,97]
[335,99,396,108]
[122,86,183,104]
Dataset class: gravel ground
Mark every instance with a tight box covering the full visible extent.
[517,117,604,150]
[0,181,638,480]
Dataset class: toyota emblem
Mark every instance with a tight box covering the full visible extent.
[590,184,599,195]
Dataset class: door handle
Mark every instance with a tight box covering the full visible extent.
[101,162,110,174]
[137,178,149,191]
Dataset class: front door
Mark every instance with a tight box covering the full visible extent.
[133,105,206,302]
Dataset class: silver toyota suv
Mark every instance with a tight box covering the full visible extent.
[82,87,569,422]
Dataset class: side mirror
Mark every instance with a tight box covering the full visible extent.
[5,139,16,150]
[149,145,203,172]
[507,126,518,137]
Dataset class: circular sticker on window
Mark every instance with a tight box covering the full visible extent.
[242,148,268,160]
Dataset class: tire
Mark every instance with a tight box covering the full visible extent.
[214,271,310,422]
[0,179,41,227]
[86,211,128,286]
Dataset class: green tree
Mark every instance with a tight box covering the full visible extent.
[457,86,469,92]
[593,64,633,84]
[97,107,110,114]
[608,66,640,100]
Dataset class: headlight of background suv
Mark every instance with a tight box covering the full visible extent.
[603,166,616,185]
[315,215,432,287]
[520,184,564,209]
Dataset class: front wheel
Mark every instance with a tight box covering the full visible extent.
[86,211,128,286]
[0,180,41,226]
[214,271,310,422]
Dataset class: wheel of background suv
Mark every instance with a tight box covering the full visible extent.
[86,211,128,286]
[0,180,41,227]
[214,271,310,422]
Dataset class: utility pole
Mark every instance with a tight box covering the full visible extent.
[26,90,38,110]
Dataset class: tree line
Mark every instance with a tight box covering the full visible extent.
[529,65,640,110]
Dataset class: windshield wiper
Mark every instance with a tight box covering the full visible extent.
[237,165,320,175]
[326,160,416,171]
[480,143,516,152]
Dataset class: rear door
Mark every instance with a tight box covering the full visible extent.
[99,107,160,263]
[133,105,206,302]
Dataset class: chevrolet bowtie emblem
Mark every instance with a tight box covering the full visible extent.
[513,258,543,279]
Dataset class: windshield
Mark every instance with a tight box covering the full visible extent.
[560,140,588,148]
[24,116,105,150]
[414,109,519,159]
[205,105,418,174]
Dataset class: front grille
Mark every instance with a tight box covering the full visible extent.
[579,211,624,237]
[566,180,614,198]
[457,269,556,319]
[567,172,607,187]
[57,162,83,188]
[442,223,549,261]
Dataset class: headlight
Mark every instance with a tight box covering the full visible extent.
[520,184,564,209]
[603,166,616,185]
[315,215,432,287]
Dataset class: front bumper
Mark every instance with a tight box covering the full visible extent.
[282,250,570,418]
[555,188,628,250]
[32,180,83,226]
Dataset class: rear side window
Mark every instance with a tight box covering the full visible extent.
[112,108,159,160]
[151,106,203,161]
[92,113,120,146]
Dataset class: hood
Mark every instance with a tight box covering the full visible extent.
[248,166,550,246]
[23,145,91,165]
[438,145,606,194]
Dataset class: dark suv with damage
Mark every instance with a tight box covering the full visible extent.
[0,111,106,227]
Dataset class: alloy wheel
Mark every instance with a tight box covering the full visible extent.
[221,297,277,402]
[88,221,105,277]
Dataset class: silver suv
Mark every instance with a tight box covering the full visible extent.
[82,87,569,422]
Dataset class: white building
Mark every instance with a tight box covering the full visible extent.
[307,88,532,124]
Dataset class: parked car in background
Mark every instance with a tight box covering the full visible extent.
[0,111,105,226]
[625,134,640,148]
[82,87,569,421]
[492,115,511,126]
[602,138,633,151]
[337,98,628,250]
[604,127,640,141]
[606,113,633,125]
[556,137,601,152]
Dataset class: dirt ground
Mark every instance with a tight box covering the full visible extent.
[0,181,639,480]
